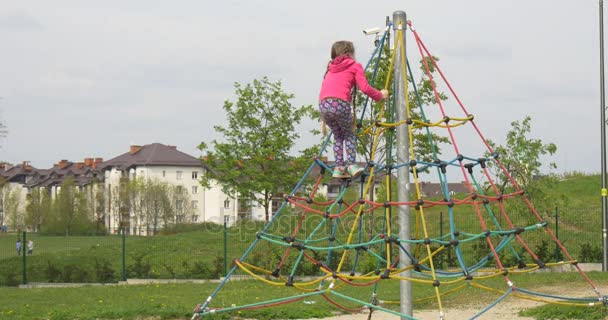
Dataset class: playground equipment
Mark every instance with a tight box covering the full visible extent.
[192,11,607,320]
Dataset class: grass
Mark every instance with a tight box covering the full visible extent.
[0,174,606,318]
[1,272,607,319]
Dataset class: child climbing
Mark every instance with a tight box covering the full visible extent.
[319,40,388,178]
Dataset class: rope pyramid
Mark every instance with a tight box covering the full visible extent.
[192,19,607,320]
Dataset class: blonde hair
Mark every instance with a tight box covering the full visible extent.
[331,41,355,59]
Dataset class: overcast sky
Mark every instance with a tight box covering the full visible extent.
[0,0,601,176]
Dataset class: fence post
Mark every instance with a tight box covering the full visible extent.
[439,211,444,269]
[554,207,559,262]
[224,216,228,276]
[22,231,27,285]
[122,227,127,281]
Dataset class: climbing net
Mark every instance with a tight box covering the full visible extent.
[193,19,607,320]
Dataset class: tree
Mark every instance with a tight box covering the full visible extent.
[4,185,23,230]
[140,178,172,235]
[199,77,314,221]
[46,177,92,235]
[25,188,51,232]
[355,47,450,165]
[170,184,194,223]
[487,116,558,205]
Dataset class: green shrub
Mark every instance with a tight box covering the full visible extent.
[62,264,90,282]
[45,260,62,282]
[94,259,116,283]
[127,254,151,278]
[579,243,602,263]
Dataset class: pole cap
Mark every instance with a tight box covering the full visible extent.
[393,11,407,30]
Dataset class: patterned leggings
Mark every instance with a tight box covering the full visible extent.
[319,98,356,167]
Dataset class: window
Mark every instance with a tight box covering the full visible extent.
[176,171,182,180]
[224,199,230,209]
[192,171,198,179]
[192,200,198,209]
[162,170,166,178]
[192,186,198,194]
[176,185,183,193]
[192,215,198,222]
[176,200,183,212]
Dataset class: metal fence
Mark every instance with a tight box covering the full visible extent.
[0,205,603,287]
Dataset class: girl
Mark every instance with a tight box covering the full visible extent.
[319,41,388,178]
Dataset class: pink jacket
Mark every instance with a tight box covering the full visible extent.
[319,55,384,103]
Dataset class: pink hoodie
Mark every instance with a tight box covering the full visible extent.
[319,55,383,103]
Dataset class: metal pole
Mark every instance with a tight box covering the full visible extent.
[122,227,126,281]
[393,10,413,319]
[439,212,444,269]
[600,0,608,272]
[22,231,27,285]
[554,207,559,262]
[224,215,228,276]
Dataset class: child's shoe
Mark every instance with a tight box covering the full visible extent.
[347,164,364,178]
[332,166,349,178]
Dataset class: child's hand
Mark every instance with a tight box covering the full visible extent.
[381,89,389,99]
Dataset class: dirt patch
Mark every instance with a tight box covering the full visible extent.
[299,285,596,320]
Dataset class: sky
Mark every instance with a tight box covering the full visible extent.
[0,0,601,176]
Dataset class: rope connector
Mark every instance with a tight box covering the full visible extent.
[417,199,424,206]
[457,154,464,161]
[432,280,440,287]
[464,163,475,174]
[482,199,490,205]
[439,162,448,173]
[470,192,478,200]
[271,268,281,278]
[306,198,313,204]
[283,236,295,243]
[406,118,413,125]
[447,200,455,208]
[449,239,459,247]
[383,201,390,208]
[492,152,500,159]
[443,116,450,123]
[535,259,546,269]
[484,230,491,237]
[380,269,391,279]
[409,159,417,167]
[358,198,365,204]
[478,158,487,168]
[285,276,294,287]
[453,231,460,237]
[328,235,335,241]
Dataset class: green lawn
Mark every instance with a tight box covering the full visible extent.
[1,272,607,320]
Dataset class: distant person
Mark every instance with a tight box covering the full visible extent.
[318,40,388,178]
[16,239,21,255]
[27,240,34,255]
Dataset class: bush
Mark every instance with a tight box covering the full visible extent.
[579,243,602,263]
[95,259,116,283]
[4,271,19,286]
[127,254,151,278]
[45,260,62,282]
[62,264,90,282]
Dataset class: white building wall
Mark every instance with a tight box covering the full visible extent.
[103,165,239,232]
